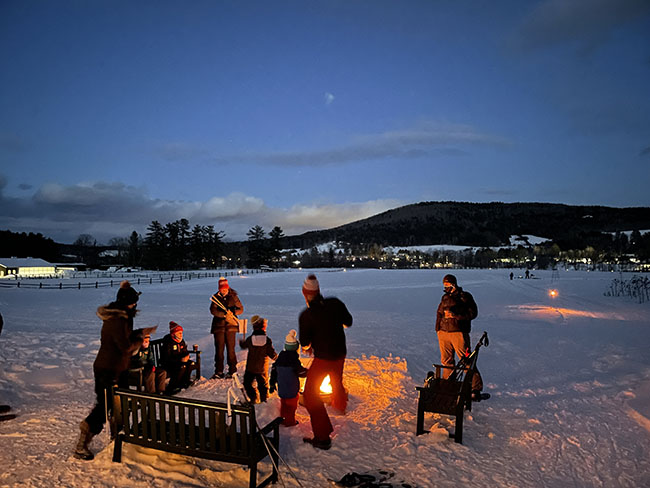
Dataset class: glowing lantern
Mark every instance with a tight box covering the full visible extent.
[548,289,558,298]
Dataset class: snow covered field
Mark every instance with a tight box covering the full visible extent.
[1,268,649,487]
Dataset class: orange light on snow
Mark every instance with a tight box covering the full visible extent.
[320,375,333,394]
[548,289,559,298]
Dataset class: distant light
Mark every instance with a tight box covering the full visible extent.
[238,269,242,274]
[548,289,558,298]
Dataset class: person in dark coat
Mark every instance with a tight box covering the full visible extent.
[209,277,244,379]
[129,333,166,393]
[270,329,307,426]
[435,274,484,398]
[299,274,353,450]
[75,281,146,460]
[239,315,277,403]
[160,321,196,394]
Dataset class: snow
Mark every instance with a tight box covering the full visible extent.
[1,268,650,487]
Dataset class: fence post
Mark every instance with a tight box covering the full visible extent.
[59,282,62,289]
[78,282,81,289]
[96,282,98,288]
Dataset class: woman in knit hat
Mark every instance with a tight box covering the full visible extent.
[269,329,308,427]
[238,315,277,403]
[209,277,244,379]
[299,274,353,450]
[75,281,146,460]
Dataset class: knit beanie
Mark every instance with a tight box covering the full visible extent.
[218,277,229,292]
[302,274,320,300]
[169,321,183,334]
[284,329,299,351]
[251,315,266,330]
[442,274,457,286]
[116,280,141,305]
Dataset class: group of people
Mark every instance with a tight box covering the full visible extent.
[75,272,484,459]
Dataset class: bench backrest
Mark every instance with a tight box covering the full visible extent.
[113,388,258,461]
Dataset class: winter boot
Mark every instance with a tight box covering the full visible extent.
[73,420,95,460]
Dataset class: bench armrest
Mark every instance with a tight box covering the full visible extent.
[259,417,283,435]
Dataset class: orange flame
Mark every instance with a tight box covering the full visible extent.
[320,375,332,394]
[548,289,558,298]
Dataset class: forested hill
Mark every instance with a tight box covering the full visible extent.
[281,202,650,250]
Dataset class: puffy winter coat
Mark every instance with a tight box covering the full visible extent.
[299,295,353,361]
[94,302,143,375]
[239,331,277,374]
[160,333,190,373]
[435,287,478,333]
[209,289,244,333]
[270,350,308,399]
[130,345,156,370]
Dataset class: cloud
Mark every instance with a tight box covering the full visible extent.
[512,0,650,53]
[17,183,32,190]
[213,121,510,167]
[0,179,401,244]
[640,146,650,157]
[324,92,335,105]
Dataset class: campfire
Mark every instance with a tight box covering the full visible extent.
[299,375,332,405]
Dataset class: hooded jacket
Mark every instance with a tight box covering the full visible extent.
[94,302,143,375]
[239,330,277,374]
[435,287,478,333]
[270,350,308,399]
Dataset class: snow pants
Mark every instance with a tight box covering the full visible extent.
[280,395,299,426]
[303,357,346,441]
[85,368,128,436]
[213,329,237,376]
[243,370,269,403]
[437,330,483,392]
[164,361,196,393]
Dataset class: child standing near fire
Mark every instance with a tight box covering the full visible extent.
[269,329,308,427]
[238,315,277,403]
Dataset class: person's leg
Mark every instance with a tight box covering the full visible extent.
[225,330,237,375]
[155,368,168,393]
[281,395,299,426]
[213,330,225,376]
[243,371,257,402]
[143,367,155,393]
[303,358,333,442]
[437,331,456,379]
[257,372,269,402]
[180,362,194,389]
[329,358,347,414]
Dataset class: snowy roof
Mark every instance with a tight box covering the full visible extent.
[0,257,54,268]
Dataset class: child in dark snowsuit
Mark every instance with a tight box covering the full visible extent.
[239,315,277,403]
[270,329,308,426]
[129,333,166,393]
[160,321,196,394]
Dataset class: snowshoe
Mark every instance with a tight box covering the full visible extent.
[0,413,16,422]
[0,405,11,414]
[471,391,490,402]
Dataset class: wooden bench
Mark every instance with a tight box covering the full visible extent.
[129,338,202,390]
[112,388,282,488]
[415,362,476,444]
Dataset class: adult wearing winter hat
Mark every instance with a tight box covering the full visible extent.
[299,274,353,450]
[75,281,147,460]
[209,277,244,379]
[435,274,484,398]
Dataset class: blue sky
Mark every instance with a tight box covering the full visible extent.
[1,0,649,244]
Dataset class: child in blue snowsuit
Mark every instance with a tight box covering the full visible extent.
[270,329,308,426]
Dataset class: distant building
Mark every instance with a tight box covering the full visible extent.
[0,257,57,277]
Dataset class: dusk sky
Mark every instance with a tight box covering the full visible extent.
[1,0,649,245]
